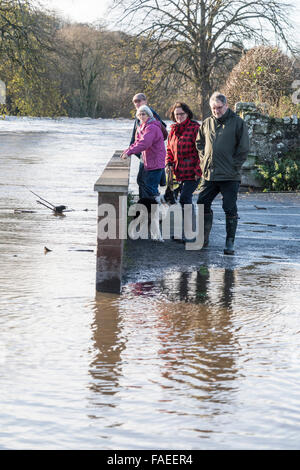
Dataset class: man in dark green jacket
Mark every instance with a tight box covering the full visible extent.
[196,92,250,255]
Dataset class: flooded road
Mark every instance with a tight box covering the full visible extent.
[0,117,300,449]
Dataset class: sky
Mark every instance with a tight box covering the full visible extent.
[41,0,300,45]
[40,0,111,24]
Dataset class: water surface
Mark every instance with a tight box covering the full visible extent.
[0,117,299,449]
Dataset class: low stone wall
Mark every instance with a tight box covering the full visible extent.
[235,102,300,188]
[94,151,130,293]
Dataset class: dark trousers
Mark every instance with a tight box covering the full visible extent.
[179,179,200,206]
[136,162,166,199]
[197,179,240,217]
[137,162,164,199]
[137,162,145,198]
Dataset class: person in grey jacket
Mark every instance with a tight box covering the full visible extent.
[196,92,250,255]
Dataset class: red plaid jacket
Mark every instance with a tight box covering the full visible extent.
[166,119,202,181]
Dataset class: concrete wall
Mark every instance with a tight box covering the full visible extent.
[235,102,300,188]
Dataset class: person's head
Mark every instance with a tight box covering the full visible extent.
[132,93,147,110]
[136,105,153,123]
[209,92,228,119]
[169,102,193,123]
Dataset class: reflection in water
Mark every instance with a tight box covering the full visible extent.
[158,267,236,309]
[86,264,300,449]
[88,294,126,414]
[148,268,238,409]
[89,268,240,437]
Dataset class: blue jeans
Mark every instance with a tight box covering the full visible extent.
[197,179,240,217]
[137,162,164,199]
[137,162,166,198]
[137,162,145,198]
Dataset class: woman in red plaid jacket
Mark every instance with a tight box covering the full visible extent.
[166,102,201,242]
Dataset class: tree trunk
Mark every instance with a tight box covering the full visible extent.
[196,74,211,121]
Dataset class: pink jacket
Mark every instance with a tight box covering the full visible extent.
[125,118,166,170]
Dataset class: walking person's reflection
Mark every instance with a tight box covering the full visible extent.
[220,269,235,310]
[151,268,238,406]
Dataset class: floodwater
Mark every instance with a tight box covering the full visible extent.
[0,117,300,450]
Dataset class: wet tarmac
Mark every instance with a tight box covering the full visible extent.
[123,192,300,284]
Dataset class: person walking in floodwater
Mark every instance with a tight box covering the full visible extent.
[196,92,250,255]
[166,102,201,243]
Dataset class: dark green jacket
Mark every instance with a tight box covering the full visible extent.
[196,108,250,181]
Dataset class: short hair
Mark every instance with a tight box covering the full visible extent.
[209,92,227,106]
[132,93,147,103]
[168,102,193,121]
[136,105,153,119]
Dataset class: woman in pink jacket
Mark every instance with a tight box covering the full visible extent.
[121,105,166,201]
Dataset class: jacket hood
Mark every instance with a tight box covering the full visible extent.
[146,118,162,128]
[139,117,160,131]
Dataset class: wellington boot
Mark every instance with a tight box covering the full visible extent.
[224,216,238,255]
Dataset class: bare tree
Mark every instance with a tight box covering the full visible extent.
[112,0,297,118]
[57,25,108,117]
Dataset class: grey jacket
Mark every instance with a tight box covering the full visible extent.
[196,108,250,181]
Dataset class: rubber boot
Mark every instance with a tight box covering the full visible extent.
[203,211,213,247]
[224,216,238,255]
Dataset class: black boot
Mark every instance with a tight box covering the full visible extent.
[203,211,213,247]
[224,216,238,255]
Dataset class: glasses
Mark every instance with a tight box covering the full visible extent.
[175,112,186,117]
[133,99,142,104]
[212,105,225,111]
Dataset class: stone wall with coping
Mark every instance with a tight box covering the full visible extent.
[94,151,130,294]
[235,102,300,188]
